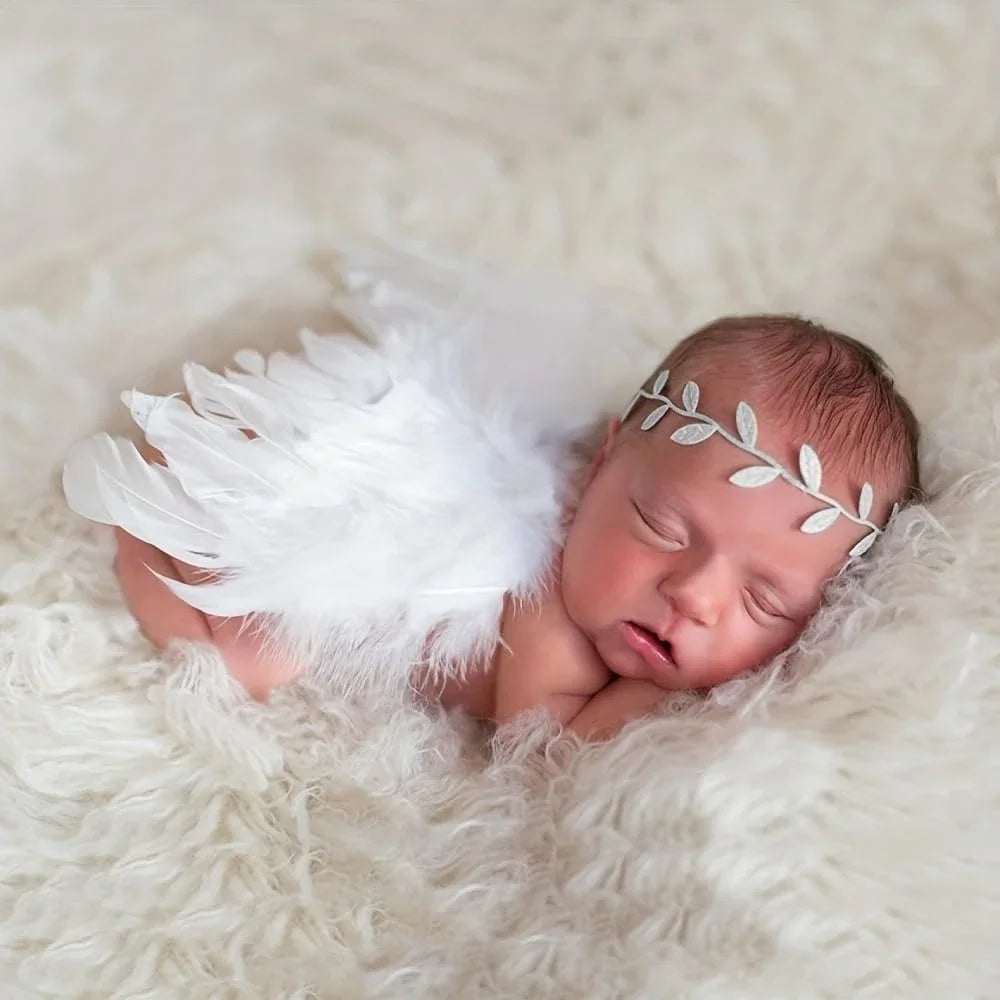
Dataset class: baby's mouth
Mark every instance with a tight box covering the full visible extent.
[640,624,671,653]
[623,621,677,671]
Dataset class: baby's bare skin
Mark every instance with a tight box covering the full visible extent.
[120,416,664,738]
[114,530,662,739]
[413,587,662,738]
[111,317,917,742]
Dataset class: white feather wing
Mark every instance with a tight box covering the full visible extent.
[63,247,644,695]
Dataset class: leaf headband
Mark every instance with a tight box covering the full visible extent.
[621,370,899,559]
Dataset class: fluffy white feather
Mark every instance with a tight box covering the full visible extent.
[62,249,653,695]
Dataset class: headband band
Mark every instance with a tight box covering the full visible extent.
[622,369,898,558]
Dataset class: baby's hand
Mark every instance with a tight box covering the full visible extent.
[566,677,666,741]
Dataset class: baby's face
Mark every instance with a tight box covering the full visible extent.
[560,386,883,691]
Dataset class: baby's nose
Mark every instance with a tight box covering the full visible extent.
[660,556,725,628]
[675,586,721,628]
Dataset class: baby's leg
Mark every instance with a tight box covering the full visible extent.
[167,552,304,698]
[120,430,302,698]
[114,528,212,647]
[114,529,303,700]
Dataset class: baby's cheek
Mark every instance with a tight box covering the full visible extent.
[608,537,661,592]
[561,536,622,626]
[739,620,805,676]
[683,617,782,689]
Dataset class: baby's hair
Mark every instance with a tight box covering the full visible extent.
[629,315,922,506]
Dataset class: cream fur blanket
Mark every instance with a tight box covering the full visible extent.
[2,4,998,998]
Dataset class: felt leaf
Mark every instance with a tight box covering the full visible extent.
[800,507,840,534]
[849,530,878,557]
[858,482,873,520]
[681,380,700,412]
[652,370,669,395]
[735,401,757,447]
[640,404,670,431]
[729,465,781,488]
[799,444,822,492]
[670,423,716,445]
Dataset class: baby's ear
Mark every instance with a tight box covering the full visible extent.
[585,417,621,483]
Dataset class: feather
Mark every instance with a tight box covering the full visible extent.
[298,329,393,404]
[63,434,224,565]
[133,392,282,501]
[181,363,295,442]
[328,241,660,438]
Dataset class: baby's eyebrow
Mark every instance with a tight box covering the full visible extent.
[633,474,694,520]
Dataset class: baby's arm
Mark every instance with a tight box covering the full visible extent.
[491,587,667,738]
[493,648,608,727]
[492,591,613,727]
[565,678,666,741]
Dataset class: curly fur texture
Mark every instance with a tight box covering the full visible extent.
[2,4,999,998]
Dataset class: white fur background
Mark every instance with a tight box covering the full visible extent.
[2,3,999,998]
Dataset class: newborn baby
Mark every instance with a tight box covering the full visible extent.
[113,314,921,740]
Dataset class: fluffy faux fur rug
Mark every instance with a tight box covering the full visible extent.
[2,4,998,998]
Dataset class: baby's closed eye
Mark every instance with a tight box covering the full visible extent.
[632,501,686,546]
[743,587,790,623]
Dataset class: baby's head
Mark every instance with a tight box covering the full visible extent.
[561,315,921,691]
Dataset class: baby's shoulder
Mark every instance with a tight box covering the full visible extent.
[498,589,611,697]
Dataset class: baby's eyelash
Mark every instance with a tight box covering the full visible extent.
[745,589,786,621]
[632,502,684,543]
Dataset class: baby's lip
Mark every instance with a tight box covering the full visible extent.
[646,620,682,671]
[623,621,681,673]
[634,617,676,651]
[640,619,672,645]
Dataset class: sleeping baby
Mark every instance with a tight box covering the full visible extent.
[106,313,921,740]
